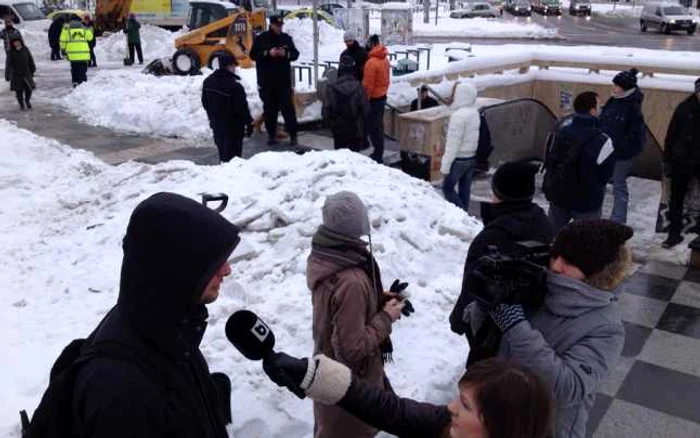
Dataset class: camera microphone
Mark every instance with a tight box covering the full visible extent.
[225,310,276,361]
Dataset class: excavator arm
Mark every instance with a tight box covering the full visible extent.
[95,0,133,34]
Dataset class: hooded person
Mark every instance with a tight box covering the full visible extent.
[489,219,631,438]
[362,34,390,163]
[126,13,143,64]
[322,55,369,151]
[307,191,406,438]
[440,82,480,211]
[7,35,35,110]
[449,160,553,364]
[48,16,65,61]
[339,30,367,81]
[71,192,240,438]
[599,68,646,224]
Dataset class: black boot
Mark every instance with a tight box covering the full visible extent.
[267,137,279,146]
[289,135,298,147]
[662,234,683,249]
[25,98,32,110]
[17,98,25,111]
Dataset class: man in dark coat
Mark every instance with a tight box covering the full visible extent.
[339,30,367,82]
[322,55,368,151]
[72,192,240,438]
[250,14,299,146]
[409,85,439,112]
[545,91,615,234]
[6,36,35,110]
[202,53,253,162]
[1,15,23,79]
[48,16,65,61]
[599,68,646,225]
[126,13,143,65]
[83,15,97,67]
[449,161,553,365]
[661,77,700,248]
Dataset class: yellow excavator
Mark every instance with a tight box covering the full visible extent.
[171,0,266,75]
[94,0,133,34]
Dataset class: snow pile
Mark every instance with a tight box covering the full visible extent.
[56,68,263,138]
[412,17,560,39]
[94,25,184,64]
[0,120,480,437]
[593,4,644,18]
[282,18,346,61]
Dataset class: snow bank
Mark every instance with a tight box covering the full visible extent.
[94,25,185,64]
[0,120,480,437]
[281,18,346,61]
[412,17,560,39]
[56,68,263,139]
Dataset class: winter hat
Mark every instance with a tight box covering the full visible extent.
[613,68,639,91]
[368,34,380,47]
[491,161,539,202]
[344,30,357,42]
[218,52,236,69]
[551,219,633,277]
[322,191,370,239]
[269,14,284,26]
[695,77,700,94]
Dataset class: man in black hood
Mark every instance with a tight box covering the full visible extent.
[322,55,368,151]
[48,16,65,61]
[449,161,553,365]
[72,192,241,438]
[339,30,367,82]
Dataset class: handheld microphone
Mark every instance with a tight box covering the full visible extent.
[225,310,276,361]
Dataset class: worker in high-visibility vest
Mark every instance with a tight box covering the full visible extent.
[59,17,94,87]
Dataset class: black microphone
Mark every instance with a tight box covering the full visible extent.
[225,310,276,361]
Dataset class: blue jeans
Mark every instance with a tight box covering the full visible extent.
[442,158,476,211]
[549,205,602,235]
[611,159,634,224]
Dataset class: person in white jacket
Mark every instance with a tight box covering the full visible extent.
[441,82,481,211]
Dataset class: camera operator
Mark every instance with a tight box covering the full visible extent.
[486,219,631,438]
[449,161,553,363]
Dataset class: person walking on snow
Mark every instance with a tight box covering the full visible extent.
[60,16,94,86]
[6,36,35,111]
[1,15,23,79]
[339,30,367,82]
[250,14,300,146]
[83,14,97,67]
[126,13,143,65]
[322,55,369,151]
[441,82,482,212]
[362,34,390,164]
[599,68,646,224]
[661,77,700,248]
[202,53,253,162]
[307,191,406,438]
[48,16,64,61]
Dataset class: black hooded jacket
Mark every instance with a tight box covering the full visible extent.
[48,18,65,45]
[250,28,299,90]
[322,70,368,139]
[449,202,553,336]
[73,193,240,438]
[202,68,253,135]
[339,41,368,82]
[664,94,700,169]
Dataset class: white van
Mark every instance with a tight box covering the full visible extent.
[640,3,697,35]
[0,0,45,25]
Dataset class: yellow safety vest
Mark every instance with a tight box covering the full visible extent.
[59,25,93,62]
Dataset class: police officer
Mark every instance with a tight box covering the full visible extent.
[59,16,94,86]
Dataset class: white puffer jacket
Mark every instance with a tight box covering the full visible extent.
[440,83,480,175]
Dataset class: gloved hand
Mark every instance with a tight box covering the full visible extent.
[389,279,415,317]
[246,123,254,138]
[489,303,525,334]
[262,352,309,399]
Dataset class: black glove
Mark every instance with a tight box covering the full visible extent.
[246,123,254,138]
[389,279,415,317]
[262,352,308,399]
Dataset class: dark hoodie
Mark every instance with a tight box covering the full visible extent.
[322,69,369,139]
[599,88,646,160]
[7,37,35,91]
[202,68,252,135]
[73,192,240,438]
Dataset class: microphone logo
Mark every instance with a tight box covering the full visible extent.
[251,318,271,343]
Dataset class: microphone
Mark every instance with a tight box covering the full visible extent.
[225,310,276,361]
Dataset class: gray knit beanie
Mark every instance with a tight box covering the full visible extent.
[343,30,357,42]
[322,191,370,238]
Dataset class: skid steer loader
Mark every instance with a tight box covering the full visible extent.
[171,0,266,75]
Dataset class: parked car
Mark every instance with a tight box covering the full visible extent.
[0,0,46,25]
[319,3,344,15]
[640,3,697,35]
[505,0,531,16]
[450,2,499,18]
[47,9,90,23]
[531,0,562,16]
[283,8,335,25]
[569,0,591,16]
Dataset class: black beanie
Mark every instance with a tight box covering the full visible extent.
[491,161,538,202]
[551,219,633,277]
[613,68,639,91]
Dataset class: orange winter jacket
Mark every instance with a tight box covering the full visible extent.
[362,44,390,99]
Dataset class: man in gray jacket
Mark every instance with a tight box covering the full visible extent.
[489,219,631,438]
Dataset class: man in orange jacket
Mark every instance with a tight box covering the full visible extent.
[362,34,390,164]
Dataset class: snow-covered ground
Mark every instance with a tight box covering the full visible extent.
[0,120,480,438]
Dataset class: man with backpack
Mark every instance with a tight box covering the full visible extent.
[543,91,615,234]
[322,55,368,151]
[22,192,240,438]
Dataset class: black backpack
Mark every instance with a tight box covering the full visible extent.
[542,123,597,206]
[19,339,165,438]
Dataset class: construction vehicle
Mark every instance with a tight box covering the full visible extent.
[171,0,266,75]
[95,0,133,33]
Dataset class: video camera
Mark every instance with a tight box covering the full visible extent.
[465,241,550,310]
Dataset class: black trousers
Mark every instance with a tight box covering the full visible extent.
[70,61,88,86]
[260,86,297,140]
[366,97,386,162]
[89,45,97,67]
[15,82,32,108]
[128,43,143,64]
[333,135,363,151]
[668,167,700,237]
[50,43,62,60]
[213,129,244,162]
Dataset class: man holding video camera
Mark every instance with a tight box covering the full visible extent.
[487,219,631,438]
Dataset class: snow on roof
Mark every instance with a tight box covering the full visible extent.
[381,1,413,9]
[189,0,239,9]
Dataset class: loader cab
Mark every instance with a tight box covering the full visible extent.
[188,1,236,32]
